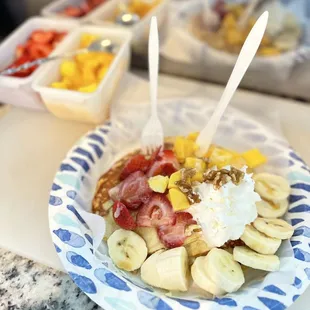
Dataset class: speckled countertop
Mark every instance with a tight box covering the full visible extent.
[0,249,102,310]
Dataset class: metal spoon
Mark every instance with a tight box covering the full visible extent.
[0,38,118,76]
[115,12,140,26]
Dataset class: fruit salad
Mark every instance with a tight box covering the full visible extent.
[4,30,67,78]
[59,0,106,18]
[50,33,114,93]
[189,0,301,56]
[92,134,293,295]
[112,0,161,22]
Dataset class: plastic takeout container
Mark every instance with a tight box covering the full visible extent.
[41,0,110,24]
[32,25,132,124]
[90,0,170,52]
[0,17,78,111]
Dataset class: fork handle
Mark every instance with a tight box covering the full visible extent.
[148,16,159,116]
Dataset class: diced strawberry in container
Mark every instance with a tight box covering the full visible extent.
[4,29,67,78]
[59,0,107,18]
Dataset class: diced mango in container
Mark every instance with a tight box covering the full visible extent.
[97,66,108,81]
[80,33,100,48]
[60,61,78,78]
[50,81,68,89]
[242,149,267,168]
[187,132,199,141]
[81,67,97,85]
[78,83,98,93]
[222,13,237,29]
[169,188,190,211]
[184,157,207,171]
[174,137,197,163]
[168,171,182,189]
[148,175,169,193]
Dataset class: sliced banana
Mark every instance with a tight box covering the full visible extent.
[135,227,166,254]
[253,173,290,202]
[141,250,165,288]
[253,218,294,240]
[103,208,120,241]
[191,256,226,296]
[156,247,189,292]
[108,229,148,271]
[256,199,288,218]
[241,225,281,255]
[205,248,245,293]
[233,246,280,272]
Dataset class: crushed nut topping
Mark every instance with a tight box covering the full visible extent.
[175,180,201,204]
[204,167,245,189]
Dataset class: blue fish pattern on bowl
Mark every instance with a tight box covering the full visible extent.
[48,98,310,310]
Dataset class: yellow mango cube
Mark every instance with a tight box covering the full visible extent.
[78,83,98,93]
[168,171,182,189]
[60,61,78,78]
[174,137,197,163]
[97,66,108,81]
[80,33,100,49]
[230,156,247,169]
[242,149,267,168]
[81,67,97,85]
[148,175,169,193]
[222,13,237,29]
[169,188,190,211]
[184,157,207,171]
[191,172,204,183]
[208,146,239,168]
[187,132,199,141]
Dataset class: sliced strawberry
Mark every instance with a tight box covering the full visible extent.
[28,43,53,59]
[112,201,136,230]
[15,44,27,59]
[63,6,85,17]
[157,212,196,248]
[81,2,91,14]
[147,150,180,177]
[136,194,176,227]
[120,154,150,180]
[109,171,152,209]
[31,30,54,44]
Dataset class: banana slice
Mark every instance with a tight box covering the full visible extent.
[205,248,245,293]
[256,199,288,218]
[141,250,165,288]
[135,227,166,254]
[233,246,280,272]
[241,225,281,255]
[253,218,294,240]
[191,256,226,296]
[253,173,290,202]
[108,229,148,271]
[156,247,189,292]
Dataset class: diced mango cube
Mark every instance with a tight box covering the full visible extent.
[187,132,199,141]
[184,157,207,171]
[148,175,169,193]
[81,67,97,85]
[222,13,237,29]
[78,83,98,93]
[168,171,182,189]
[60,61,78,78]
[208,146,239,168]
[80,33,100,49]
[191,172,204,183]
[169,188,190,211]
[242,149,267,168]
[230,155,247,169]
[97,66,108,81]
[174,137,197,163]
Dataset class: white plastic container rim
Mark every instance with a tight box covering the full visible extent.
[41,0,112,24]
[0,17,79,89]
[32,25,132,101]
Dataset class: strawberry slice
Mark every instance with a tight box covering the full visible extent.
[109,171,152,209]
[147,150,180,177]
[15,45,27,59]
[120,154,150,180]
[157,212,196,248]
[63,6,85,17]
[136,194,176,227]
[112,201,136,230]
[31,30,54,44]
[28,43,53,59]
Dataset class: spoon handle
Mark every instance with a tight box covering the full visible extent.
[148,16,159,117]
[196,11,269,156]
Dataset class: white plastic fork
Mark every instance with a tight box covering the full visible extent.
[196,11,269,157]
[141,16,164,155]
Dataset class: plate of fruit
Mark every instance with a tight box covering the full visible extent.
[49,97,310,309]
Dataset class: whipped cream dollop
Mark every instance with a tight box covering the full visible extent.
[188,166,260,248]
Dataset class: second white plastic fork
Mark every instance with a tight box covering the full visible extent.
[141,16,164,155]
